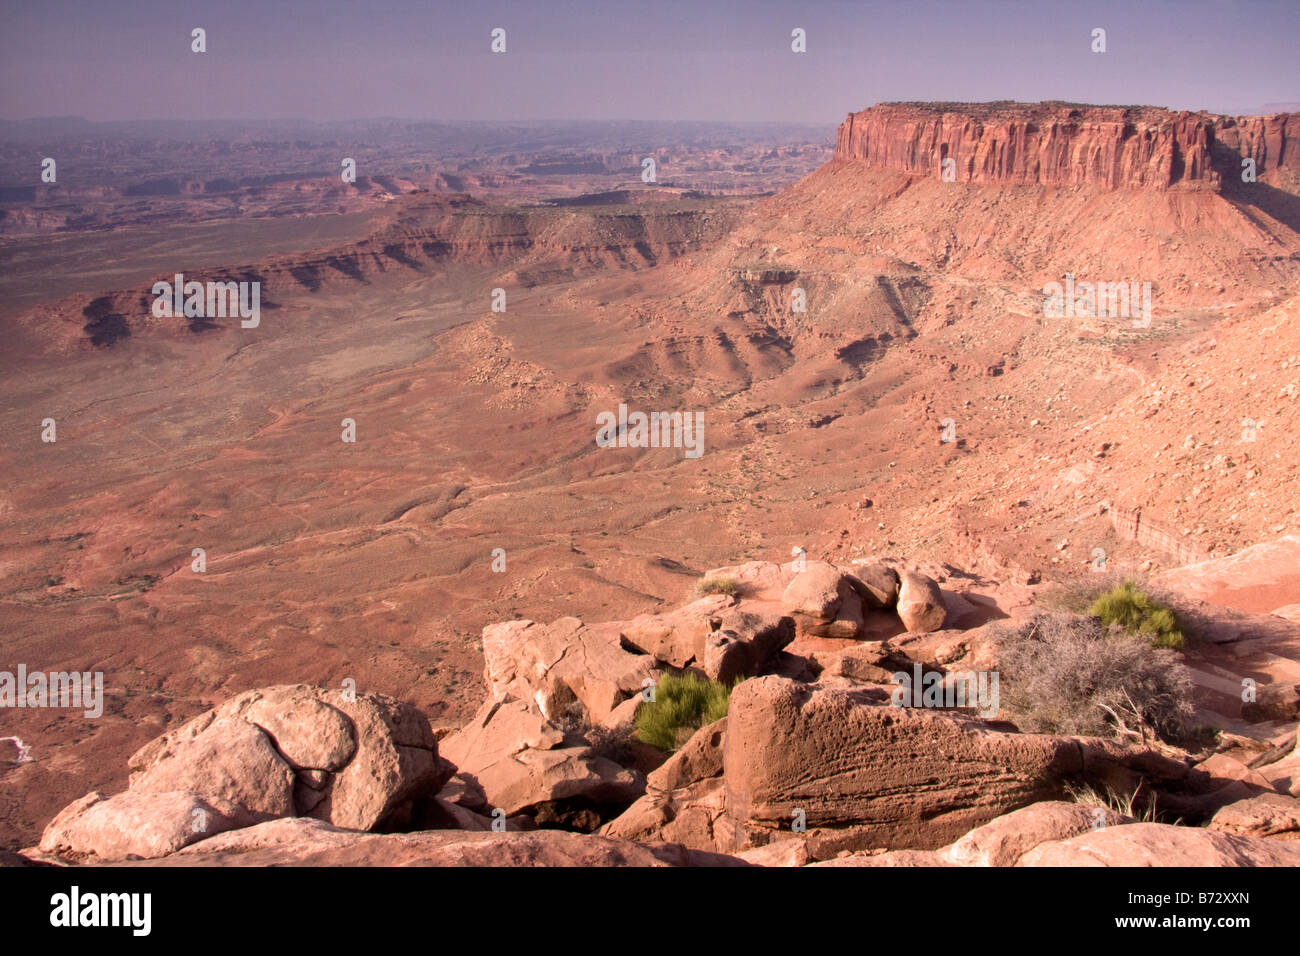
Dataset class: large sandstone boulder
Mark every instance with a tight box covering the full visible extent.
[38,790,255,863]
[162,817,690,866]
[701,609,794,683]
[123,684,447,832]
[439,698,644,817]
[782,562,864,638]
[482,617,658,723]
[721,676,1187,853]
[620,594,735,669]
[310,689,449,831]
[128,715,296,818]
[848,562,900,608]
[895,570,948,633]
[1017,822,1300,866]
[782,562,851,620]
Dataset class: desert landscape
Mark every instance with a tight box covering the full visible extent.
[2,3,1299,895]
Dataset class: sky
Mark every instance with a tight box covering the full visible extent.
[1,0,1297,123]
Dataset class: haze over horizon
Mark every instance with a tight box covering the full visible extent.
[1,0,1296,124]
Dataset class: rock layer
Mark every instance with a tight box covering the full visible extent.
[833,102,1298,191]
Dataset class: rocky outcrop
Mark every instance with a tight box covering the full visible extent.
[601,718,732,849]
[721,676,1187,854]
[833,102,1299,192]
[482,617,658,723]
[128,685,447,832]
[1210,793,1300,841]
[39,685,451,862]
[438,698,644,818]
[1017,822,1300,866]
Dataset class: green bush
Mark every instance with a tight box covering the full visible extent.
[635,672,734,752]
[694,574,738,597]
[1089,580,1185,649]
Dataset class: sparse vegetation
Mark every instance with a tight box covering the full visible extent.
[1065,781,1167,822]
[1048,570,1204,646]
[635,671,734,752]
[557,701,635,764]
[1089,580,1185,649]
[996,612,1195,741]
[694,574,738,597]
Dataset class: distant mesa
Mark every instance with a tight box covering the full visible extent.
[835,101,1299,192]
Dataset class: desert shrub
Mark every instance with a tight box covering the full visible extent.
[1089,580,1185,649]
[582,722,636,765]
[555,702,635,765]
[635,671,734,752]
[694,574,738,597]
[996,612,1194,741]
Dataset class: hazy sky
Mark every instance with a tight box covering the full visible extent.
[1,0,1297,122]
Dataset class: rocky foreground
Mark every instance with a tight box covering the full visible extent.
[15,559,1300,867]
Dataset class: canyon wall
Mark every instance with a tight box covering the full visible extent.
[833,102,1299,191]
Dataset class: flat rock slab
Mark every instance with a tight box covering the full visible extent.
[156,817,690,866]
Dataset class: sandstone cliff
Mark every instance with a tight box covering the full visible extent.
[833,102,1298,191]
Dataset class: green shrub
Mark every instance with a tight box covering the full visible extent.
[635,671,734,752]
[1089,580,1185,649]
[694,574,738,597]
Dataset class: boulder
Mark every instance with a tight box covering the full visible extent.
[219,685,356,770]
[620,594,735,669]
[823,642,919,684]
[439,698,644,817]
[896,570,948,632]
[943,801,1126,866]
[38,790,255,863]
[735,839,811,867]
[782,561,852,622]
[308,689,450,831]
[128,715,295,818]
[721,676,1186,853]
[701,609,794,683]
[1018,822,1300,866]
[602,719,733,851]
[481,617,657,723]
[1240,682,1300,723]
[847,562,900,608]
[125,684,446,831]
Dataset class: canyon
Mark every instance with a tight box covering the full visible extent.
[2,102,1299,865]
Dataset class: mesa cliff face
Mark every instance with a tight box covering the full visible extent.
[833,102,1298,191]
